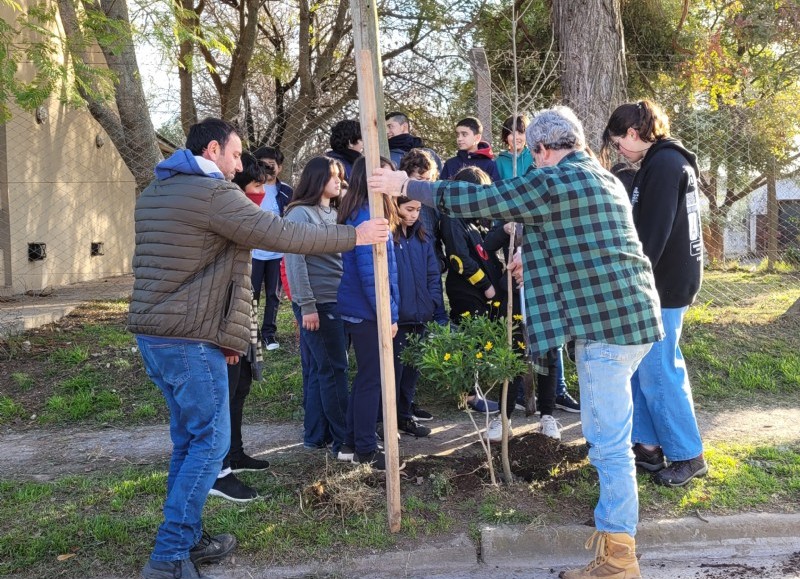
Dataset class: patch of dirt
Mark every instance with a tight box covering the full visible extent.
[697,562,772,578]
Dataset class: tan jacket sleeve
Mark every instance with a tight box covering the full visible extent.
[208,185,356,255]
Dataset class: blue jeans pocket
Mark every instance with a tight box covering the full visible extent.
[147,344,191,386]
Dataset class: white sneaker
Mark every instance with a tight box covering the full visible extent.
[538,414,561,440]
[483,417,512,442]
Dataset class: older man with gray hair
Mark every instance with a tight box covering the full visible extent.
[369,105,664,579]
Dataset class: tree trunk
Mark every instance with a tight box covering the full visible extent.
[703,218,724,263]
[59,0,161,195]
[552,0,627,150]
[176,0,198,135]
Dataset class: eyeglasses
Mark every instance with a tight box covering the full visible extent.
[609,139,622,151]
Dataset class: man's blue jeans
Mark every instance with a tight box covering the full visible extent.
[292,302,349,453]
[631,306,703,461]
[136,337,230,561]
[575,339,652,536]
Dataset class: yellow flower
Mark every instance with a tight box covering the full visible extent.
[484,341,493,351]
[461,311,471,318]
[493,301,501,308]
[476,351,483,359]
[443,352,451,361]
[517,341,526,350]
[513,314,523,321]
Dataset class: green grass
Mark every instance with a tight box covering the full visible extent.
[0,462,401,578]
[0,395,25,423]
[11,372,34,391]
[638,443,800,516]
[48,345,91,365]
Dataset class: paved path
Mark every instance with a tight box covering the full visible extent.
[0,275,133,337]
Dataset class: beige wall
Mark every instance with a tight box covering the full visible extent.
[1,0,137,296]
[0,7,137,295]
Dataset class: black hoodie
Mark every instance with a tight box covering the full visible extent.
[630,138,703,308]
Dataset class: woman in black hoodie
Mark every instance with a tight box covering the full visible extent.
[603,99,707,488]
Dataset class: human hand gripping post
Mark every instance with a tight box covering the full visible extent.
[367,168,409,197]
[355,217,391,245]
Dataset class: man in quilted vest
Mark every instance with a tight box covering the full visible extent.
[129,117,389,579]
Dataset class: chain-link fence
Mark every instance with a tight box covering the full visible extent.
[2,44,799,336]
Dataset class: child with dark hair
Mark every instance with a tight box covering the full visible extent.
[399,148,444,273]
[208,152,271,504]
[439,166,502,414]
[336,156,400,470]
[439,117,500,182]
[496,115,533,179]
[283,156,351,457]
[392,189,449,435]
[326,119,363,179]
[250,146,293,351]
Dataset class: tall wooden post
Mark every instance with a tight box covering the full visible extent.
[349,0,402,533]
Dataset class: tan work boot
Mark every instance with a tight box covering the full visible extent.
[559,531,641,579]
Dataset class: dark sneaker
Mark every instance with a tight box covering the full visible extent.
[375,423,400,442]
[398,418,431,438]
[337,444,355,462]
[654,455,708,487]
[632,444,667,472]
[189,531,237,565]
[555,392,581,413]
[142,558,208,578]
[208,473,258,503]
[264,337,279,351]
[352,449,386,471]
[411,404,434,421]
[230,454,270,472]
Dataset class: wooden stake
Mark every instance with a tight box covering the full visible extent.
[350,0,402,533]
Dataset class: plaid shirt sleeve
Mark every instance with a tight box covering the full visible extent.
[431,150,664,358]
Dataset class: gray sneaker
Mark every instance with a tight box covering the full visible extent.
[654,455,708,487]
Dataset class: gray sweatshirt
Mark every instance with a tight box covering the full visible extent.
[283,204,344,315]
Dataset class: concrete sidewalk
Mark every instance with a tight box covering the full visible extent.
[0,274,133,338]
[199,513,800,578]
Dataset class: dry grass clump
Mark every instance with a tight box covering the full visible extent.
[302,462,383,519]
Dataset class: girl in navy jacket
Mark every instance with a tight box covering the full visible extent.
[393,194,449,438]
[336,156,399,470]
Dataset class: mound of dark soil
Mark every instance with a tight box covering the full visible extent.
[402,431,589,491]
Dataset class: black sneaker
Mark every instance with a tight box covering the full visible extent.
[655,455,709,487]
[208,473,258,503]
[189,531,237,565]
[411,404,434,421]
[230,454,270,472]
[352,449,387,471]
[398,417,431,438]
[375,424,400,442]
[633,444,667,472]
[264,336,279,351]
[142,558,208,578]
[554,392,581,413]
[337,444,355,461]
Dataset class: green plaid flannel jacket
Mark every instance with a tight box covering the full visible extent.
[426,150,664,359]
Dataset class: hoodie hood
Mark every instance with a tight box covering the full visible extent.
[642,138,699,177]
[388,133,425,152]
[458,141,495,161]
[154,149,225,181]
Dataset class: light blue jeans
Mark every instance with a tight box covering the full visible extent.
[136,337,230,561]
[576,339,652,536]
[631,306,703,461]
